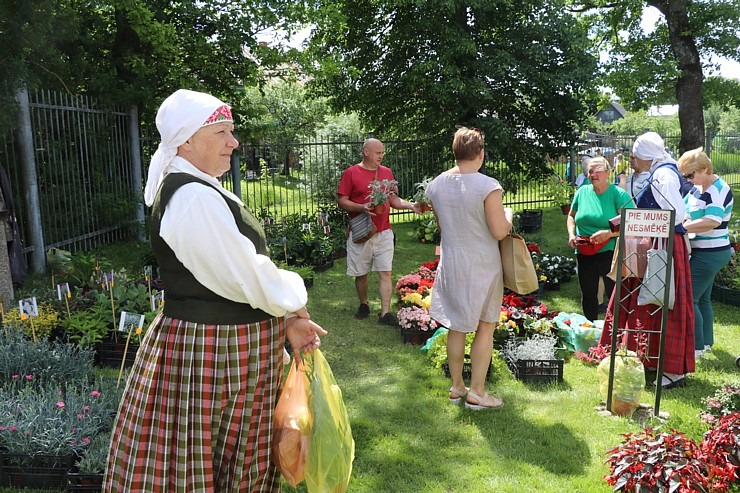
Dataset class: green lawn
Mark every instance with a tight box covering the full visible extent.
[3,206,739,492]
[281,211,740,493]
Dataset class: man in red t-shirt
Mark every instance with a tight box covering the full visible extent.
[337,138,422,325]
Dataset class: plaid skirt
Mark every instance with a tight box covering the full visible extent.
[103,314,285,492]
[599,233,695,375]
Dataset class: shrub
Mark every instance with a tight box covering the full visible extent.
[3,302,60,340]
[701,412,740,490]
[604,428,727,493]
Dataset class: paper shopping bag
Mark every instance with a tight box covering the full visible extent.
[500,233,538,295]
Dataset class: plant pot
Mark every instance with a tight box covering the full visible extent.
[313,259,334,272]
[560,204,571,215]
[711,284,723,303]
[518,209,543,233]
[303,277,314,289]
[420,203,432,213]
[730,242,740,253]
[610,397,639,417]
[67,472,104,492]
[400,327,435,345]
[719,286,740,307]
[373,203,388,215]
[95,340,139,368]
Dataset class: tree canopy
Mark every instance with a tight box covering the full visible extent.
[304,0,600,172]
[0,0,305,131]
[584,0,740,152]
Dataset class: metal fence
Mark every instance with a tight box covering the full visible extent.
[1,90,138,258]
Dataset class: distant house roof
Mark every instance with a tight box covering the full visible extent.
[596,102,626,124]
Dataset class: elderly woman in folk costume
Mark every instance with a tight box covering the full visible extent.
[599,132,695,389]
[103,89,326,492]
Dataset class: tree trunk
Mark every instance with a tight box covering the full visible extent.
[649,0,705,154]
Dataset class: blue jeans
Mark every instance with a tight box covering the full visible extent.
[690,248,733,349]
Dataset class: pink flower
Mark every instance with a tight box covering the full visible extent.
[24,375,33,381]
[56,401,65,408]
[82,437,91,445]
[11,375,18,380]
[77,413,85,419]
[8,426,17,431]
[90,391,101,398]
[83,405,89,411]
[397,306,438,331]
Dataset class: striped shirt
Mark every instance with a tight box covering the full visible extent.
[685,176,734,251]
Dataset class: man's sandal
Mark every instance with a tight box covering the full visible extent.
[449,386,468,405]
[465,390,504,410]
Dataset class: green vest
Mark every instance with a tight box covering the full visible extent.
[150,173,271,324]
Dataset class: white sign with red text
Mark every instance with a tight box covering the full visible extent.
[623,209,672,238]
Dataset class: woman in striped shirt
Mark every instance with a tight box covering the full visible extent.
[679,147,734,358]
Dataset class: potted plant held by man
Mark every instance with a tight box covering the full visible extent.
[367,178,398,215]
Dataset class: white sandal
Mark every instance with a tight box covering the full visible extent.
[464,390,504,410]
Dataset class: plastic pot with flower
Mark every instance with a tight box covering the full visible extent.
[366,178,398,215]
[543,175,574,214]
[412,177,434,213]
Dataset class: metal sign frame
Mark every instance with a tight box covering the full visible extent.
[606,207,676,416]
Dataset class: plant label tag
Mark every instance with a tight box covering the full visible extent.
[151,291,165,312]
[119,311,145,333]
[19,297,38,318]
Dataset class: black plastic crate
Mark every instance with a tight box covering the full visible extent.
[443,355,492,380]
[518,209,543,233]
[400,327,435,345]
[0,453,75,490]
[510,359,563,384]
[67,472,104,492]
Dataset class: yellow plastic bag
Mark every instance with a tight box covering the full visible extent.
[304,349,355,493]
[272,357,312,487]
[597,349,645,416]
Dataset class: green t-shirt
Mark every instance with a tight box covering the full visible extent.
[572,184,635,252]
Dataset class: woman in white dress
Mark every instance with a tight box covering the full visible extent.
[426,127,513,410]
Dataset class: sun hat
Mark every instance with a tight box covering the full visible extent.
[143,89,233,206]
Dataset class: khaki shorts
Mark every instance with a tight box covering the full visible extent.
[346,229,394,277]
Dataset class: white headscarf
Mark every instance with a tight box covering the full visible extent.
[632,132,677,168]
[144,89,231,206]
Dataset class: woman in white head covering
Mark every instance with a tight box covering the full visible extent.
[104,89,326,492]
[599,131,695,390]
